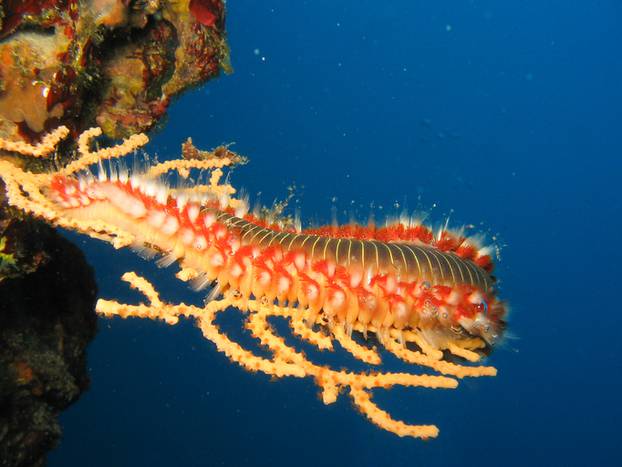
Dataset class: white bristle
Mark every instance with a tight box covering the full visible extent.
[118,161,129,183]
[109,162,118,182]
[203,211,216,228]
[156,251,178,268]
[234,200,249,218]
[467,234,485,249]
[176,194,188,211]
[187,204,200,223]
[82,169,95,183]
[478,246,493,257]
[410,212,427,227]
[294,209,302,233]
[130,175,141,190]
[144,181,157,198]
[155,185,168,205]
[97,160,107,182]
[204,282,222,301]
[130,242,157,260]
[191,274,214,291]
[399,211,409,226]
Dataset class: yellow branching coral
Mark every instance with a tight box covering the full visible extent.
[0,127,505,439]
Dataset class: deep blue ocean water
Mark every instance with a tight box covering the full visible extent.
[49,1,621,466]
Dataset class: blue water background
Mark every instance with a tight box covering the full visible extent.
[49,1,621,466]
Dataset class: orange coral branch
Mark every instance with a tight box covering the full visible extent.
[97,271,468,438]
[0,127,503,439]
